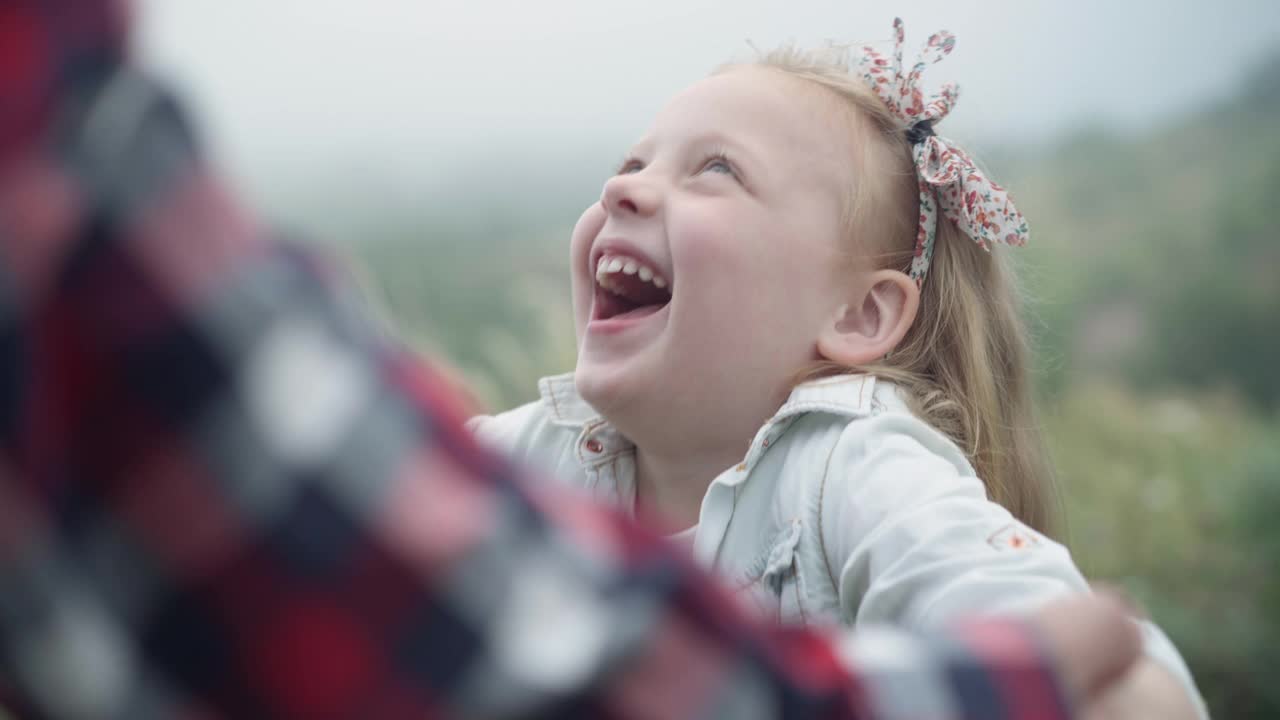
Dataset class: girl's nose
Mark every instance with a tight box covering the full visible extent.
[601,172,661,217]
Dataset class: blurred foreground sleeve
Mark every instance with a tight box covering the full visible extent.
[0,3,1075,718]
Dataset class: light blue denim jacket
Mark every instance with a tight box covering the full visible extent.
[470,372,1207,716]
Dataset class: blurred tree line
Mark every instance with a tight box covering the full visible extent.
[1000,53,1280,717]
[326,53,1280,718]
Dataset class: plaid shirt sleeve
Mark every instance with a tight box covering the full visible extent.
[0,3,1073,718]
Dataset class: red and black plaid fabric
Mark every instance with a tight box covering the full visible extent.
[0,2,1071,718]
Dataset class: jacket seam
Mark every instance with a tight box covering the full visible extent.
[816,438,841,592]
[545,378,565,421]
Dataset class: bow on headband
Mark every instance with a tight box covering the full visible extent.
[856,18,1029,287]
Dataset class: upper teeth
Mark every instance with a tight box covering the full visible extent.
[595,253,668,290]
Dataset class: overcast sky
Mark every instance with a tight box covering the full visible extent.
[136,1,1280,207]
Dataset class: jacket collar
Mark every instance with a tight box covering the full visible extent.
[770,374,886,422]
[537,373,602,427]
[537,371,889,431]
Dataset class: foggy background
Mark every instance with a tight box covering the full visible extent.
[136,0,1280,229]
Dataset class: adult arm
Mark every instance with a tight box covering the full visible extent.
[0,3,1126,718]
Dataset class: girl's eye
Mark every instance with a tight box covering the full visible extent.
[617,157,644,175]
[705,159,733,174]
[700,153,738,180]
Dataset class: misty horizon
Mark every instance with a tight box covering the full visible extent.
[135,1,1280,233]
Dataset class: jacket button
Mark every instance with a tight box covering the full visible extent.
[585,438,604,453]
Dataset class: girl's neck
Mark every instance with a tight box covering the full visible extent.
[606,385,792,533]
[631,442,742,532]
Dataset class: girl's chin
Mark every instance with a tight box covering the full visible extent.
[573,364,615,406]
[574,362,648,415]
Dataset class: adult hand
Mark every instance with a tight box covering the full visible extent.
[1031,591,1146,719]
[1089,658,1203,720]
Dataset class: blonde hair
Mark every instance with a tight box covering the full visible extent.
[728,46,1060,535]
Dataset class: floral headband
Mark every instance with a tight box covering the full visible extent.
[856,18,1029,287]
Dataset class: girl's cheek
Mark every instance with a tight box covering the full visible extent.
[569,203,607,334]
[569,205,602,273]
[570,203,606,255]
[672,209,739,268]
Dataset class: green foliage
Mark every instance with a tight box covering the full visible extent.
[1047,385,1280,717]
[1006,53,1280,411]
[345,219,575,409]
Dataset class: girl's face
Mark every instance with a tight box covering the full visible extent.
[570,68,858,441]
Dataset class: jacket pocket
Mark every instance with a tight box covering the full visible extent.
[735,519,808,624]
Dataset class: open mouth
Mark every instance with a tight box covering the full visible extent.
[592,252,673,321]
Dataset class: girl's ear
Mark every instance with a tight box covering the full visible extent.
[817,270,919,366]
